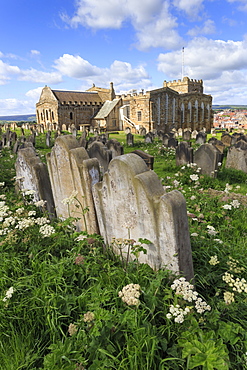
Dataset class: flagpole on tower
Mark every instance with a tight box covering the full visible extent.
[182,47,184,80]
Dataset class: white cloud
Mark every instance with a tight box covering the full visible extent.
[158,37,247,79]
[19,68,62,84]
[61,0,183,50]
[0,98,35,115]
[30,50,41,56]
[157,37,247,104]
[172,0,204,17]
[25,86,43,100]
[0,60,20,84]
[187,19,216,37]
[54,54,101,78]
[53,54,151,91]
[227,0,247,11]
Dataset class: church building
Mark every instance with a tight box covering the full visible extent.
[36,77,212,133]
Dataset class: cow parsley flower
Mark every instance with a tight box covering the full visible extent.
[118,283,141,306]
[39,224,55,237]
[190,174,199,181]
[209,255,220,266]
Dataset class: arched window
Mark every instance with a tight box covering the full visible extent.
[188,102,192,122]
[46,110,49,120]
[195,100,198,122]
[157,96,160,125]
[165,94,169,124]
[181,103,185,124]
[70,112,73,120]
[172,98,176,124]
[201,102,204,122]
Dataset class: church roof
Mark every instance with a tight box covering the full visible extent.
[51,89,103,104]
[94,99,120,119]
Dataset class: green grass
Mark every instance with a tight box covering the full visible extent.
[0,130,247,369]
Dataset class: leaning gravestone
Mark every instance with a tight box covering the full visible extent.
[92,153,194,281]
[162,134,169,147]
[176,141,193,166]
[47,135,100,233]
[194,143,222,178]
[15,146,55,216]
[191,130,198,139]
[139,127,147,136]
[168,137,178,148]
[106,139,124,158]
[225,146,247,173]
[145,132,153,143]
[132,149,154,170]
[87,141,112,175]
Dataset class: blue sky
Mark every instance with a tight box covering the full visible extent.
[1,0,247,115]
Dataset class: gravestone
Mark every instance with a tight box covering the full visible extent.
[125,127,131,134]
[87,140,112,175]
[132,150,154,170]
[194,143,222,178]
[221,133,232,147]
[92,153,194,280]
[145,132,153,143]
[47,135,100,233]
[168,137,178,148]
[183,130,191,141]
[106,139,124,158]
[235,140,247,151]
[225,146,247,173]
[196,131,207,145]
[208,138,225,154]
[178,128,183,137]
[176,141,193,166]
[191,130,198,139]
[139,127,147,136]
[162,134,169,147]
[126,132,134,146]
[15,146,55,216]
[46,131,51,147]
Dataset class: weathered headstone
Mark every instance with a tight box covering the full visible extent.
[92,153,194,280]
[87,140,112,174]
[46,131,51,147]
[126,132,134,146]
[183,130,191,141]
[194,143,222,177]
[196,131,207,145]
[106,139,124,158]
[145,132,153,143]
[168,137,178,148]
[47,135,100,233]
[176,141,193,166]
[225,146,247,173]
[139,127,147,136]
[162,134,169,147]
[191,130,198,139]
[132,149,154,170]
[221,133,232,147]
[15,146,55,216]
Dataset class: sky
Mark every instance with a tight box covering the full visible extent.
[1,0,247,115]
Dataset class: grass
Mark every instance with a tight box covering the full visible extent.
[0,129,247,369]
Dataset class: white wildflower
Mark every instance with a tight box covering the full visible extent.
[39,224,55,237]
[190,174,199,181]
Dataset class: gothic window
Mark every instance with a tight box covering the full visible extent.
[188,102,192,122]
[52,111,54,120]
[181,103,185,123]
[201,102,204,122]
[46,110,49,120]
[172,98,176,124]
[195,100,198,122]
[165,94,169,124]
[137,111,142,121]
[157,97,160,125]
[70,112,73,120]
